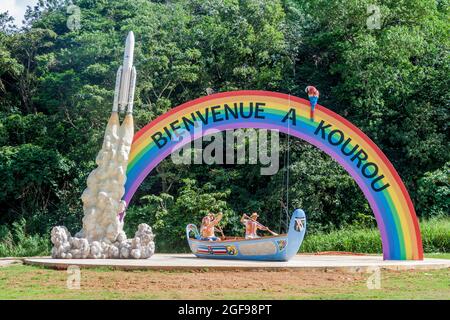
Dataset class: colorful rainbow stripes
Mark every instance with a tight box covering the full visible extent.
[124,91,423,260]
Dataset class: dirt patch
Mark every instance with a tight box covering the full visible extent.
[2,266,448,299]
[306,251,368,256]
[59,269,366,298]
[1,266,365,299]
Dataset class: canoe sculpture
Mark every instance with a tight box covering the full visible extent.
[186,209,306,261]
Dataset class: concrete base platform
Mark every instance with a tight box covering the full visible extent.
[0,258,22,267]
[24,254,450,272]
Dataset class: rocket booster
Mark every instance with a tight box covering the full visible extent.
[112,32,137,114]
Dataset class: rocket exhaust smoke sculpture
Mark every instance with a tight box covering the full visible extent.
[50,32,155,259]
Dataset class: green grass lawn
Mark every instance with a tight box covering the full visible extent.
[0,260,448,300]
[425,253,450,260]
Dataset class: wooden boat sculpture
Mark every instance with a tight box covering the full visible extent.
[186,209,306,261]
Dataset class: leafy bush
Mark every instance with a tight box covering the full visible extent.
[0,219,50,257]
[301,217,450,254]
[301,226,382,254]
[416,162,450,218]
[420,217,450,253]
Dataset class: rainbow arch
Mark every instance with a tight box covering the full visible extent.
[123,90,423,260]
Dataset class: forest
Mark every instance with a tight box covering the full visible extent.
[0,0,448,254]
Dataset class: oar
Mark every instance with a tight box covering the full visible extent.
[215,226,225,240]
[265,228,279,236]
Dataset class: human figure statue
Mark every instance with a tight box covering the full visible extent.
[305,85,320,121]
[200,212,223,241]
[241,212,270,239]
[118,200,127,222]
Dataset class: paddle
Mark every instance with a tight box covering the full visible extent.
[215,225,226,240]
[265,228,279,236]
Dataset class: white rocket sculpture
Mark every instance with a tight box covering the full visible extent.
[79,32,137,244]
[113,31,137,114]
[51,32,155,259]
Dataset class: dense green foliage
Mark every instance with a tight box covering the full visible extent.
[0,0,448,253]
[301,217,450,254]
[0,218,51,257]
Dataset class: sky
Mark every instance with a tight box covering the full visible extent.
[0,0,38,26]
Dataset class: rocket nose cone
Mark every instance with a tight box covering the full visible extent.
[123,31,135,64]
[126,31,135,47]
